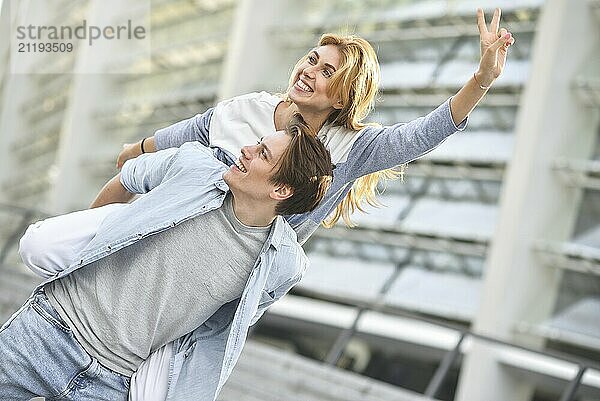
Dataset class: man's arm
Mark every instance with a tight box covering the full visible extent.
[19,146,179,278]
[116,108,214,169]
[90,174,134,208]
[97,147,180,209]
[97,146,177,209]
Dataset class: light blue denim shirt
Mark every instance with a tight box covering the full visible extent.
[23,142,307,401]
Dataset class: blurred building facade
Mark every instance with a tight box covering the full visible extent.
[0,0,599,400]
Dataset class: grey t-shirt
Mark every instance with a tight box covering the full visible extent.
[46,193,269,377]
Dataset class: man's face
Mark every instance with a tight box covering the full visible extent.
[223,132,292,201]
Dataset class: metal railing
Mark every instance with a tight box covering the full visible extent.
[311,286,600,401]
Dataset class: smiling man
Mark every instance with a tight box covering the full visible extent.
[0,115,332,401]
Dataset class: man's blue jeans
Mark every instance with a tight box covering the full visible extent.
[0,290,130,400]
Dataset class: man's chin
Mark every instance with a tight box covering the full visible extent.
[223,169,233,184]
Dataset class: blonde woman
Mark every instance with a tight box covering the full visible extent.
[118,8,514,244]
[18,9,514,401]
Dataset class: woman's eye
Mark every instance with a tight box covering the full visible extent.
[308,55,316,64]
[323,69,332,78]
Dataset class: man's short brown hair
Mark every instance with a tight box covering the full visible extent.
[270,114,333,215]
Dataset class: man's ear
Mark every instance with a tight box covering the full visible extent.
[270,185,294,201]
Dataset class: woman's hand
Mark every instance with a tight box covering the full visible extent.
[475,8,515,87]
[116,141,142,169]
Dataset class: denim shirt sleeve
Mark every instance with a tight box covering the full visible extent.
[154,108,214,151]
[336,97,467,182]
[120,147,179,194]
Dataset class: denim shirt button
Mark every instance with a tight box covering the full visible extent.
[107,245,112,250]
[171,222,176,227]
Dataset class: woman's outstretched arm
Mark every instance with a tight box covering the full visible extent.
[449,8,515,125]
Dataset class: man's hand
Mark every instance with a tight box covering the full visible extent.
[90,174,134,208]
[475,8,516,87]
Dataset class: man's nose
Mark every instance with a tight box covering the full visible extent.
[241,145,256,158]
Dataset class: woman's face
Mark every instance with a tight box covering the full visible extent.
[288,45,343,115]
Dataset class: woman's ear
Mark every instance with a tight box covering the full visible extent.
[333,99,343,110]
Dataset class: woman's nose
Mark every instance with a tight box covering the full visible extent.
[302,66,316,79]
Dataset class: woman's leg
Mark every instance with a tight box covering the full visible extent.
[0,290,129,400]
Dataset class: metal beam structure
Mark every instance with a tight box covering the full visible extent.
[455,1,600,400]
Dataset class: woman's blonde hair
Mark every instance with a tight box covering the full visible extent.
[287,33,404,227]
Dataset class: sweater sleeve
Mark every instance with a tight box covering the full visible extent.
[336,97,467,182]
[153,107,214,150]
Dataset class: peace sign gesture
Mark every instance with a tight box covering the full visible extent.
[475,8,515,88]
